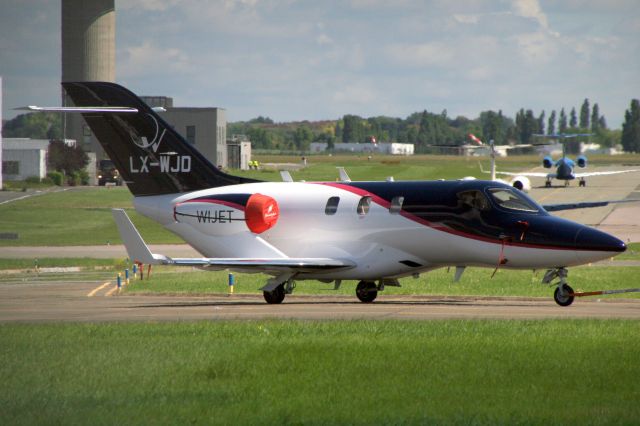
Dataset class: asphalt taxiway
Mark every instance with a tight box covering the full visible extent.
[0,280,638,322]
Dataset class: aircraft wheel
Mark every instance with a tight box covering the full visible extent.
[579,180,586,187]
[263,284,285,304]
[545,181,551,188]
[356,281,378,303]
[553,284,575,307]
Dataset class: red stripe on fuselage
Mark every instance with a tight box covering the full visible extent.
[313,181,591,252]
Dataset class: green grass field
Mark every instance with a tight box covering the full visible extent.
[0,187,180,246]
[1,320,638,425]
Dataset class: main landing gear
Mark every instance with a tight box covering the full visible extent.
[262,278,399,304]
[355,279,399,303]
[263,280,295,304]
[543,267,575,307]
[356,281,378,303]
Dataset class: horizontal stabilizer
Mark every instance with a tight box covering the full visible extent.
[16,105,139,113]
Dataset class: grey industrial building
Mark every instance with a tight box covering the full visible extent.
[141,96,230,169]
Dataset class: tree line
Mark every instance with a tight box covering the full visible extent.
[4,99,640,153]
[229,98,640,153]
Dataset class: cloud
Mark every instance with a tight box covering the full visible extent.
[453,14,479,24]
[2,0,639,128]
[384,41,455,68]
[118,41,193,78]
[316,33,333,45]
[512,0,549,29]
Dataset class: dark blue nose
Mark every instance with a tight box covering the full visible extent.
[574,226,626,253]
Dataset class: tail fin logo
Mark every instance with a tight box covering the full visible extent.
[132,114,166,153]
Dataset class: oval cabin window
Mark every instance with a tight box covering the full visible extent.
[357,196,372,215]
[325,197,340,215]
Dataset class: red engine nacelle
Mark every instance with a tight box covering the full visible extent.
[245,193,280,234]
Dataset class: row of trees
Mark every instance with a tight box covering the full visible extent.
[622,100,640,153]
[229,98,638,153]
[5,99,640,153]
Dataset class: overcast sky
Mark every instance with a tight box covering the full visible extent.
[1,0,639,128]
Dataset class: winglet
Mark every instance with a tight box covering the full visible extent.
[111,209,169,264]
[337,167,351,182]
[280,170,294,182]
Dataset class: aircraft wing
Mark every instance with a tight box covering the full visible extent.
[574,169,640,178]
[492,170,553,178]
[543,199,640,212]
[112,209,354,273]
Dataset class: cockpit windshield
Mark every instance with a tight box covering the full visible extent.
[487,188,540,212]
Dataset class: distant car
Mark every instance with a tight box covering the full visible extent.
[97,159,122,186]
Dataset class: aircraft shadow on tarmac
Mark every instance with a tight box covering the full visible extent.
[128,298,534,309]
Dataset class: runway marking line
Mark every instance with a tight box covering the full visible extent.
[536,187,561,203]
[88,282,112,297]
[105,285,119,297]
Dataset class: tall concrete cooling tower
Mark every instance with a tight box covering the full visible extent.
[61,0,115,159]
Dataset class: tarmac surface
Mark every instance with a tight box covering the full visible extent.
[1,280,639,322]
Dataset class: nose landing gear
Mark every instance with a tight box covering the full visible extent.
[543,267,575,306]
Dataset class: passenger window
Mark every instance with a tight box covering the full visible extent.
[457,190,490,211]
[389,196,404,214]
[325,196,340,215]
[357,196,372,215]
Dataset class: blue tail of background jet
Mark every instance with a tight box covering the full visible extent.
[62,81,259,196]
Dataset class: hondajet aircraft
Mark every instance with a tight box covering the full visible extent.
[31,82,628,306]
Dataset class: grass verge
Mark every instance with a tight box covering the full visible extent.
[0,320,638,424]
[0,187,181,246]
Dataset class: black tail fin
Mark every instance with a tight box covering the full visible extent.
[62,81,259,196]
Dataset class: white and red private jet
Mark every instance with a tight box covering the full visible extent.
[36,82,629,306]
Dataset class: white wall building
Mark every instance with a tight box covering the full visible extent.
[311,142,414,155]
[0,76,3,190]
[1,139,49,181]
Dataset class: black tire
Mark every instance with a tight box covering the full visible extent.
[356,281,378,303]
[579,180,586,187]
[263,284,285,304]
[545,181,551,188]
[553,284,575,307]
